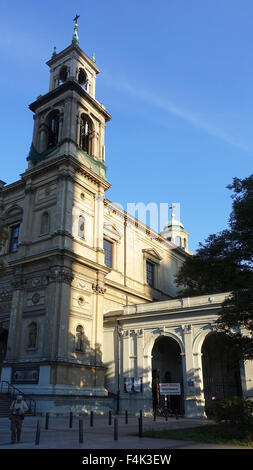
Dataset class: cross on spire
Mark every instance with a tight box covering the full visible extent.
[72,14,80,45]
[73,14,80,24]
[170,203,176,219]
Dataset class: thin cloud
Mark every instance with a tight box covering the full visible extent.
[103,73,251,153]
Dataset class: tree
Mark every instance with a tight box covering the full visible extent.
[175,174,253,359]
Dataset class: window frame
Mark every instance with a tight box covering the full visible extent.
[9,224,20,254]
[146,260,155,288]
[103,238,113,268]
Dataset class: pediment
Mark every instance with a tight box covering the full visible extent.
[3,204,23,222]
[104,223,122,240]
[142,248,162,261]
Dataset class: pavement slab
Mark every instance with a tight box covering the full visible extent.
[0,415,250,450]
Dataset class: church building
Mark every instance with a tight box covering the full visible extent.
[0,22,252,418]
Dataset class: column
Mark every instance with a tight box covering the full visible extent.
[182,324,202,418]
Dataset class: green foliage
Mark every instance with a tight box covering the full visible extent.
[175,174,253,297]
[175,174,253,359]
[143,423,253,446]
[214,397,253,425]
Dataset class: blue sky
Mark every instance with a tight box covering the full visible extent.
[0,0,252,252]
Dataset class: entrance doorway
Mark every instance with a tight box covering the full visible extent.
[0,328,8,377]
[202,332,242,417]
[151,336,184,415]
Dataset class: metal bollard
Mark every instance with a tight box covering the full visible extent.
[109,410,112,425]
[153,410,156,422]
[69,411,73,428]
[165,408,168,422]
[140,409,143,420]
[114,418,118,441]
[45,412,50,430]
[138,417,143,438]
[90,410,94,427]
[35,419,41,446]
[125,410,128,424]
[79,419,84,444]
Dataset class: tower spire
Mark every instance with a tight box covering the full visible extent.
[72,14,80,45]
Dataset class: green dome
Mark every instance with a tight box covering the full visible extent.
[165,219,184,229]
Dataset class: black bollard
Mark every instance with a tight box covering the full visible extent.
[138,417,143,438]
[35,419,41,446]
[125,410,128,424]
[153,409,156,422]
[90,410,94,427]
[114,418,118,441]
[45,412,50,430]
[165,408,168,422]
[69,411,73,428]
[140,409,143,420]
[79,419,84,444]
[109,410,112,425]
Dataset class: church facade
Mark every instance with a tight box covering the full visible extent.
[0,25,252,417]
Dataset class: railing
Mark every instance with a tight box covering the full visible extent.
[0,380,36,415]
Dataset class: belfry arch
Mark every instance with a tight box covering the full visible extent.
[151,335,184,415]
[201,332,242,417]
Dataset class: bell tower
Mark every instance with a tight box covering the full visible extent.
[28,18,111,177]
[1,18,113,414]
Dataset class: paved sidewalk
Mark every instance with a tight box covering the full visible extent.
[0,415,249,449]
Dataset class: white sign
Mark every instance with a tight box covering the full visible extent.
[134,377,142,393]
[125,378,133,393]
[159,383,181,395]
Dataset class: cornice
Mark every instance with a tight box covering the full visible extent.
[29,80,111,122]
[21,154,111,190]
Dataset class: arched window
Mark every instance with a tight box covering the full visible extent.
[78,68,87,88]
[27,322,37,349]
[59,65,68,84]
[75,325,84,352]
[78,215,85,239]
[47,110,60,149]
[79,114,93,155]
[40,212,50,235]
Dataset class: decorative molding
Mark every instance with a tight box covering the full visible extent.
[92,283,106,295]
[47,268,74,285]
[11,277,27,290]
[182,324,192,334]
[32,293,40,304]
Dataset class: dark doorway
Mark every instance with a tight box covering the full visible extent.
[202,332,242,417]
[0,329,8,376]
[151,336,184,415]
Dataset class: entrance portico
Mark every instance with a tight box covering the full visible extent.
[103,293,253,418]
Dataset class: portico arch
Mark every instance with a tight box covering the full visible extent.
[151,335,184,414]
[201,332,242,417]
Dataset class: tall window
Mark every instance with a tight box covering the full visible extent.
[79,114,93,155]
[104,239,113,268]
[48,111,60,148]
[27,322,37,349]
[9,225,20,253]
[40,212,49,235]
[146,261,155,287]
[75,325,84,352]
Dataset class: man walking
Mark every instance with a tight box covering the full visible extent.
[9,394,28,444]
